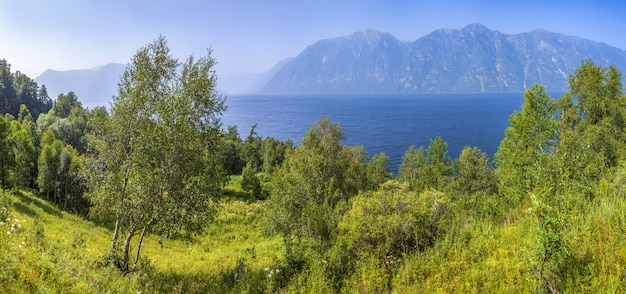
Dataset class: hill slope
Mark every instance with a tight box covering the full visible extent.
[260,24,626,94]
[0,186,282,293]
[35,63,125,109]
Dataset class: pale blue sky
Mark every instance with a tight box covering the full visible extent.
[1,0,625,78]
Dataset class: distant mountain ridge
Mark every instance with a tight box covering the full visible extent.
[260,24,626,94]
[36,24,626,101]
[219,58,293,93]
[35,63,125,109]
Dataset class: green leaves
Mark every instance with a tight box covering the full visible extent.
[495,84,556,203]
[265,118,382,257]
[398,137,452,192]
[85,36,227,271]
[338,180,450,260]
[564,60,626,171]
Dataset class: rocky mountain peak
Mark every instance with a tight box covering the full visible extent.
[260,24,626,94]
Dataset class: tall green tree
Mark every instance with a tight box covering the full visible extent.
[451,146,496,198]
[9,113,37,188]
[37,130,63,201]
[241,163,262,198]
[563,60,626,171]
[495,84,557,203]
[397,137,452,192]
[241,124,262,171]
[422,136,452,191]
[37,92,89,153]
[365,152,391,190]
[57,144,83,211]
[52,92,81,119]
[449,146,498,218]
[85,36,227,271]
[0,115,14,188]
[222,125,245,175]
[0,60,16,115]
[36,85,53,118]
[265,117,369,257]
[398,145,427,191]
[0,60,52,119]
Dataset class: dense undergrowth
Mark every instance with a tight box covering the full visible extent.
[2,173,626,293]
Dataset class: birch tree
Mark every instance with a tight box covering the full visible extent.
[86,36,227,271]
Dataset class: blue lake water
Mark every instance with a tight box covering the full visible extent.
[221,93,525,173]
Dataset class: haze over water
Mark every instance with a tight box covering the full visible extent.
[222,93,527,173]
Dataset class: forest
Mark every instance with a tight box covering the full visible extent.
[1,36,626,293]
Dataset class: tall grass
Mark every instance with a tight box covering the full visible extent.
[0,188,284,293]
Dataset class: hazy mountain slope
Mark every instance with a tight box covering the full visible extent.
[35,63,125,109]
[219,58,292,94]
[260,24,626,94]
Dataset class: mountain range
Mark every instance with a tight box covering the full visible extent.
[261,23,626,94]
[34,24,626,107]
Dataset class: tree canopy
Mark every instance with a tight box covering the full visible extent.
[85,36,227,271]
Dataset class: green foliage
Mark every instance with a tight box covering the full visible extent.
[9,109,37,189]
[265,117,374,258]
[398,144,426,190]
[37,130,62,200]
[223,125,245,175]
[241,164,262,199]
[0,114,15,188]
[449,146,499,218]
[36,93,90,153]
[52,91,81,119]
[423,136,453,190]
[85,36,227,271]
[529,190,571,293]
[561,60,626,172]
[338,181,449,260]
[495,84,557,205]
[398,137,452,192]
[0,59,52,119]
[241,124,262,171]
[451,146,495,196]
[261,136,292,175]
[365,152,391,190]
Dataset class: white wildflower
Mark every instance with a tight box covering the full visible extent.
[6,231,9,235]
[275,269,280,273]
[264,267,270,271]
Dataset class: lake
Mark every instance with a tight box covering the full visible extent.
[221,93,525,173]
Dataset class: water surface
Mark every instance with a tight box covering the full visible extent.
[221,94,525,173]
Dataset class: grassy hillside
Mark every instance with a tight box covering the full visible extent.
[0,180,286,293]
[3,176,626,293]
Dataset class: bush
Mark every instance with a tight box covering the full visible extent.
[337,180,450,260]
